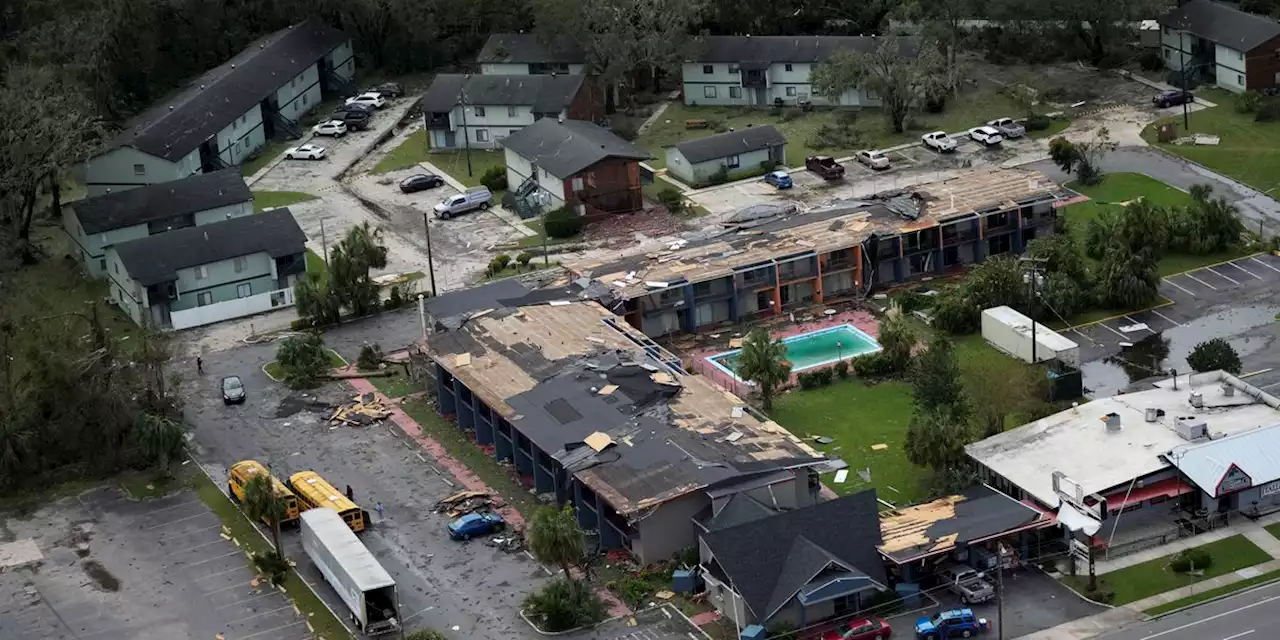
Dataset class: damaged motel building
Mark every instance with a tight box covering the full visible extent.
[408,282,831,563]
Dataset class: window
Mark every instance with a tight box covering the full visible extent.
[702,64,714,74]
[728,64,740,74]
[99,258,107,271]
[587,172,596,188]
[729,86,742,99]
[194,265,208,280]
[786,86,796,97]
[292,77,297,87]
[240,115,246,126]
[237,283,252,298]
[693,281,713,297]
[866,88,878,100]
[571,176,585,191]
[1239,74,1245,85]
[301,93,308,106]
[114,262,119,274]
[233,256,247,273]
[507,106,517,117]
[197,292,213,306]
[474,106,486,117]
[726,155,740,169]
[475,129,490,142]
[785,63,793,72]
[704,86,717,99]
[1238,50,1244,61]
[1164,48,1170,60]
[1163,27,1170,35]
[133,164,146,176]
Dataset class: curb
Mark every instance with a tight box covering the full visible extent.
[1144,575,1280,620]
[519,604,713,638]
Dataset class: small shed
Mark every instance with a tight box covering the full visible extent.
[981,305,1079,367]
[666,125,787,186]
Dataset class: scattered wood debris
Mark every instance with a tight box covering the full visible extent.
[433,490,498,517]
[329,393,392,426]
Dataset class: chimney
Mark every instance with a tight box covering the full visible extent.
[1102,412,1121,432]
[1190,391,1204,408]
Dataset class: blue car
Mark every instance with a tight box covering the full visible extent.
[764,170,793,189]
[447,512,505,540]
[915,608,989,639]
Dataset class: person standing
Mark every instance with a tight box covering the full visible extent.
[196,356,204,374]
[375,502,385,521]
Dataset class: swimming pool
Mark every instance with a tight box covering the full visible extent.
[707,324,882,382]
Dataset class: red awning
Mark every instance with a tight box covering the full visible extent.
[1104,479,1193,512]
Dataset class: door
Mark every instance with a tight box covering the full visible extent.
[443,131,456,148]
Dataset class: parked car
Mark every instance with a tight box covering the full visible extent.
[986,117,1026,139]
[1154,89,1194,108]
[221,376,246,405]
[968,126,1003,147]
[764,170,793,189]
[333,102,374,116]
[399,173,445,193]
[285,143,327,160]
[367,82,404,98]
[345,92,386,109]
[936,564,995,605]
[805,155,846,180]
[915,609,989,640]
[922,131,957,153]
[856,149,891,170]
[338,109,371,131]
[312,120,347,137]
[433,186,493,219]
[447,512,505,540]
[822,616,892,640]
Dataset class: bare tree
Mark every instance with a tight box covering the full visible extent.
[810,39,946,132]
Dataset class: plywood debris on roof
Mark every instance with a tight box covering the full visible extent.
[917,169,1057,220]
[878,494,964,554]
[584,431,614,452]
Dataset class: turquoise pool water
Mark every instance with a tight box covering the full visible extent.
[708,324,882,381]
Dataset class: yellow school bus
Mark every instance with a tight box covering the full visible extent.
[288,470,367,533]
[228,460,301,526]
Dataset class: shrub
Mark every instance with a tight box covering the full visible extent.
[714,123,730,133]
[813,367,834,386]
[607,575,655,608]
[850,351,895,377]
[768,106,782,117]
[276,333,330,389]
[655,187,686,214]
[779,107,802,123]
[805,123,862,151]
[290,318,312,330]
[707,166,730,186]
[1084,583,1116,604]
[836,109,859,126]
[1075,158,1102,186]
[406,630,448,640]
[516,251,535,267]
[1138,49,1164,72]
[357,343,384,371]
[487,254,512,277]
[523,579,607,633]
[833,360,850,379]
[930,292,982,335]
[797,371,818,390]
[1024,114,1052,131]
[544,206,584,239]
[251,550,289,586]
[1236,90,1262,114]
[759,159,779,172]
[610,121,639,141]
[480,166,508,192]
[383,283,406,311]
[1171,547,1213,573]
[1256,99,1280,122]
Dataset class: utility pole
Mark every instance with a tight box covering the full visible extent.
[996,557,1005,640]
[320,218,329,265]
[422,212,438,296]
[460,75,474,178]
[1179,45,1190,130]
[1019,256,1048,363]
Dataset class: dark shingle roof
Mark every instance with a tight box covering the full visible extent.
[113,208,307,286]
[701,491,886,620]
[673,125,787,164]
[1158,0,1280,52]
[696,493,778,532]
[477,34,585,64]
[877,485,1044,565]
[71,168,252,234]
[420,74,585,113]
[108,19,349,161]
[688,35,919,63]
[500,119,650,178]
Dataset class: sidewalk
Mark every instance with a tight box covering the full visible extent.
[1087,515,1280,575]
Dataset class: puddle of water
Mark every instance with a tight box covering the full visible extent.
[81,560,119,592]
[1082,304,1280,396]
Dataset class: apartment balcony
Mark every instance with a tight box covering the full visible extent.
[777,265,816,282]
[902,231,939,256]
[942,226,979,246]
[741,69,768,89]
[824,257,855,272]
[425,112,450,129]
[983,212,1019,235]
[693,278,732,301]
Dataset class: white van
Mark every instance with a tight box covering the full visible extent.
[433,187,493,219]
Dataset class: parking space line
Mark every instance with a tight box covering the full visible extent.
[164,537,226,556]
[1151,309,1185,327]
[204,579,258,596]
[1162,277,1198,297]
[229,604,295,625]
[133,498,203,518]
[215,590,281,610]
[1227,261,1263,280]
[180,550,241,568]
[157,523,223,543]
[238,620,305,639]
[1182,273,1219,290]
[1097,323,1128,339]
[1262,381,1280,390]
[1251,256,1280,273]
[1121,316,1154,333]
[194,565,252,582]
[1205,266,1240,285]
[142,510,217,530]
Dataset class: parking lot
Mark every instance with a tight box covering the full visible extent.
[0,487,311,640]
[565,605,709,640]
[1072,253,1280,395]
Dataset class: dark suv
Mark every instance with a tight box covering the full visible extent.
[337,109,371,130]
[1154,90,1194,108]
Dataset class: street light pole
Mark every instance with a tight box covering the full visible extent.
[421,212,437,296]
[459,76,474,179]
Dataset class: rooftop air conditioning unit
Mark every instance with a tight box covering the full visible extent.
[1175,415,1208,441]
[1189,391,1204,408]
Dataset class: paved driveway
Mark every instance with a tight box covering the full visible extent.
[566,605,709,640]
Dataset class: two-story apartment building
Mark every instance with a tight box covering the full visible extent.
[84,19,353,195]
[501,118,651,217]
[105,208,308,330]
[62,168,254,278]
[681,35,919,107]
[1158,0,1280,93]
[419,74,602,151]
[477,33,587,76]
[566,168,1066,338]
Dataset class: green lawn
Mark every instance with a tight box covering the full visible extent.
[1028,117,1072,139]
[189,467,350,639]
[1142,87,1280,194]
[1062,535,1272,606]
[367,368,416,398]
[517,218,581,249]
[252,190,317,212]
[240,139,292,177]
[486,261,560,280]
[371,130,507,187]
[1144,568,1280,616]
[639,88,1020,169]
[263,349,348,381]
[1064,172,1256,277]
[1266,522,1280,540]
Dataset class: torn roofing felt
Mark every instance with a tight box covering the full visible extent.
[877,484,1045,564]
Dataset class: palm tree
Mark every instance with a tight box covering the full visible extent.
[243,473,286,555]
[133,412,185,478]
[527,506,587,582]
[735,329,791,412]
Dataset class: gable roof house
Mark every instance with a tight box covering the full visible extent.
[63,168,254,279]
[1158,0,1280,93]
[667,125,788,187]
[419,74,602,152]
[682,35,919,107]
[83,19,353,196]
[700,490,888,630]
[477,34,587,76]
[104,208,309,330]
[501,118,651,217]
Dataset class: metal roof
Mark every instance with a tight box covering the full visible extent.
[1158,0,1280,53]
[1167,424,1280,497]
[300,509,395,591]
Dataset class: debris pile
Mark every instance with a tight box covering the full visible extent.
[486,532,525,553]
[583,207,687,246]
[329,393,392,426]
[433,490,498,517]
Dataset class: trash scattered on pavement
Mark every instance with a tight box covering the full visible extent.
[329,393,392,426]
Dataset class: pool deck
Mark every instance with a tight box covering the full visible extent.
[690,309,880,396]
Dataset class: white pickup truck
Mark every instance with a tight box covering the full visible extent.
[921,131,957,153]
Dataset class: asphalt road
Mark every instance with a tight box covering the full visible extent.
[1099,580,1280,640]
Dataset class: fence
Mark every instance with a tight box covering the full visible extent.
[170,288,296,330]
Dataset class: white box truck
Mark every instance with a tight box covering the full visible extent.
[300,508,400,636]
[981,305,1080,367]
